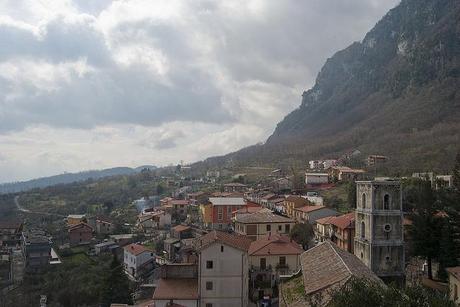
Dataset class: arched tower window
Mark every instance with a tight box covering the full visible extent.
[362,193,366,208]
[361,221,365,239]
[383,194,390,210]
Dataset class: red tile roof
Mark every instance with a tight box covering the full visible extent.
[249,235,303,256]
[316,216,336,225]
[123,243,152,256]
[330,212,355,229]
[68,222,93,232]
[294,205,325,213]
[153,278,198,300]
[196,230,252,252]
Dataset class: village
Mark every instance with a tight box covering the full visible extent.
[0,152,459,307]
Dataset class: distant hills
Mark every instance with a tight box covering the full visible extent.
[0,165,156,194]
[200,0,460,173]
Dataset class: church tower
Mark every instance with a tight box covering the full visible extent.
[354,179,405,282]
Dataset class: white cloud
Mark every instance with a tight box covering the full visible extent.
[0,0,400,182]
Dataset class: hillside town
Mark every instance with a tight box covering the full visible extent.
[1,152,459,307]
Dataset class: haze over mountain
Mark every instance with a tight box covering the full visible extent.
[201,0,460,173]
[0,165,156,194]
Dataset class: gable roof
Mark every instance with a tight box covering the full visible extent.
[235,211,294,224]
[316,216,336,225]
[196,230,252,252]
[209,197,246,206]
[173,225,192,232]
[330,212,355,229]
[248,234,303,256]
[294,205,326,213]
[123,243,152,256]
[300,241,382,296]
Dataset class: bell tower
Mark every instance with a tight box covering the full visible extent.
[354,179,405,283]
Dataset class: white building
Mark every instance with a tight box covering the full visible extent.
[305,173,329,185]
[123,243,154,280]
[196,231,252,307]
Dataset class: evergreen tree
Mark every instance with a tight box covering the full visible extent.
[409,179,442,279]
[100,256,133,307]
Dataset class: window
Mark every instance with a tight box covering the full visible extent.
[217,207,223,221]
[221,245,224,253]
[260,258,266,269]
[361,222,365,239]
[285,224,290,233]
[279,256,286,266]
[266,225,271,232]
[206,261,213,269]
[206,281,213,290]
[278,225,282,231]
[362,193,366,208]
[383,194,390,210]
[454,283,458,301]
[227,206,232,217]
[206,304,213,307]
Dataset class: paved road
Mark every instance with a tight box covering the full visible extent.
[14,195,65,217]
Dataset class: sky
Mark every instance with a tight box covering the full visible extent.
[0,0,400,183]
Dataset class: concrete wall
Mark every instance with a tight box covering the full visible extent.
[199,243,248,307]
[249,254,300,274]
[235,222,294,240]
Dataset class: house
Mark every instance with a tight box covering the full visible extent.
[309,160,321,169]
[137,210,172,234]
[233,211,295,240]
[123,243,154,280]
[329,212,355,253]
[284,196,310,218]
[292,205,339,224]
[248,234,303,300]
[328,166,366,182]
[67,214,87,226]
[270,177,293,193]
[279,241,383,307]
[200,203,213,228]
[446,267,460,305]
[22,229,51,272]
[153,264,199,307]
[436,175,454,189]
[315,216,336,243]
[94,241,119,255]
[305,173,329,185]
[195,231,252,307]
[223,182,248,193]
[208,197,246,230]
[163,238,181,262]
[171,225,193,240]
[95,218,115,235]
[171,199,191,213]
[367,155,388,166]
[0,220,23,246]
[68,223,93,246]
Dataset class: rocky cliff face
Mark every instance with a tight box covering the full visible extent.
[202,0,460,172]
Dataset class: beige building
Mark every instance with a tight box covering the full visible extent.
[195,231,252,307]
[233,210,295,240]
[283,196,310,218]
[447,267,460,305]
[292,205,339,224]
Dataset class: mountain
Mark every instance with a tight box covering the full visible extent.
[202,0,460,173]
[0,165,157,194]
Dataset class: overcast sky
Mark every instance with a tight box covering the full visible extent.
[0,0,399,183]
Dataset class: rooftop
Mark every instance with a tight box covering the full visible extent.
[248,234,303,256]
[235,211,294,224]
[123,243,152,256]
[300,241,382,296]
[173,225,192,232]
[329,212,355,229]
[446,266,460,280]
[223,182,247,187]
[170,199,190,205]
[153,278,198,300]
[0,220,22,230]
[293,205,326,213]
[67,214,86,219]
[209,197,246,206]
[196,230,252,252]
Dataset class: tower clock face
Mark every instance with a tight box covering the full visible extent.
[383,224,392,232]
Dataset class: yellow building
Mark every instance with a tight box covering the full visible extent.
[200,204,213,227]
[67,214,86,226]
